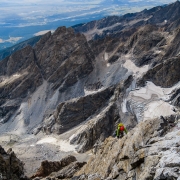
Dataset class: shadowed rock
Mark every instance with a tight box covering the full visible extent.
[31,155,86,179]
[137,56,180,88]
[43,86,115,135]
[0,145,28,180]
[31,155,76,178]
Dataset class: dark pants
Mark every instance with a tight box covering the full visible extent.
[116,130,124,138]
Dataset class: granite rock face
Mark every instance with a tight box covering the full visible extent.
[69,102,119,153]
[74,116,180,180]
[0,26,94,130]
[34,27,94,92]
[0,45,43,100]
[138,56,180,88]
[42,86,115,135]
[125,25,165,66]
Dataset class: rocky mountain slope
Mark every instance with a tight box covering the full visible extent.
[74,116,180,180]
[0,36,42,61]
[0,1,180,180]
[74,1,180,41]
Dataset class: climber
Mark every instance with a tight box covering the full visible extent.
[116,123,127,138]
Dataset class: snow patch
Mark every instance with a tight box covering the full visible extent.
[0,72,27,86]
[122,98,127,113]
[124,81,180,121]
[144,100,175,120]
[84,87,105,95]
[132,81,164,99]
[104,52,109,61]
[37,137,58,144]
[59,140,77,152]
[107,63,110,67]
[123,58,149,77]
[36,136,77,152]
[34,30,55,36]
[155,50,162,54]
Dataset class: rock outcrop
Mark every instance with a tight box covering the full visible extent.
[0,146,28,180]
[138,56,180,88]
[0,45,43,100]
[42,86,115,135]
[74,116,180,180]
[69,76,136,153]
[69,102,119,153]
[31,155,86,180]
[34,27,94,92]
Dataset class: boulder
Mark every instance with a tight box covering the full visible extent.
[31,155,77,178]
[31,155,86,180]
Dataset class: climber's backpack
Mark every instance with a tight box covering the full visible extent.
[119,126,124,131]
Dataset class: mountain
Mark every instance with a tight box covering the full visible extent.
[0,1,180,180]
[2,1,180,62]
[74,1,180,36]
[0,35,42,61]
[0,0,175,51]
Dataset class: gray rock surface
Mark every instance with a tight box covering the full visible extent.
[31,155,77,178]
[74,116,180,180]
[31,155,86,180]
[0,26,95,132]
[43,86,115,135]
[0,145,29,180]
[34,27,94,92]
[138,56,180,88]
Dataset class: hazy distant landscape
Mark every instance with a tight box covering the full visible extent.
[0,0,175,50]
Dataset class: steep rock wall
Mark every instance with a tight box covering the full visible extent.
[74,116,180,180]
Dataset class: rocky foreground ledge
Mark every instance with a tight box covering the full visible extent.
[0,145,28,180]
[0,115,180,180]
[31,155,86,180]
[73,116,180,180]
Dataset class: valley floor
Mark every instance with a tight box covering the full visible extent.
[0,126,91,177]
